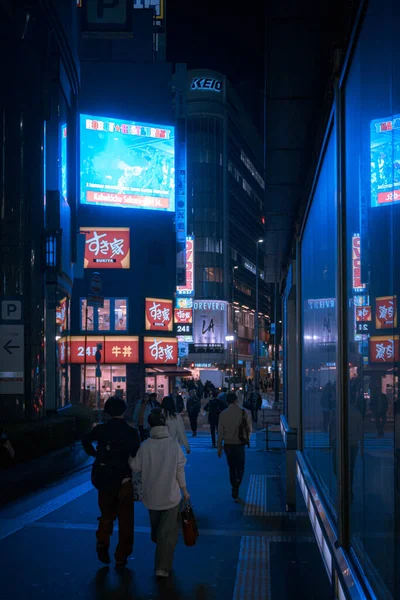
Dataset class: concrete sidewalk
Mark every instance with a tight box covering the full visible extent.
[0,434,331,600]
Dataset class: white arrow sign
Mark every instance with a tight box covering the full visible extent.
[0,324,24,394]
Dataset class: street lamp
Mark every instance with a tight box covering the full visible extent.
[255,239,264,390]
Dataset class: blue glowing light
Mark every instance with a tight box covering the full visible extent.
[80,114,175,212]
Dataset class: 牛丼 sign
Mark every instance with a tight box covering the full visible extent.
[59,336,139,364]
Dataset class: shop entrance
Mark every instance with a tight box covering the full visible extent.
[81,364,126,408]
[145,373,169,402]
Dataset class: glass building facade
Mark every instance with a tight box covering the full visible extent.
[284,1,400,597]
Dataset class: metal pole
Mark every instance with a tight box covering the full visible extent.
[83,302,88,404]
[255,243,260,390]
[232,268,236,391]
[274,282,280,406]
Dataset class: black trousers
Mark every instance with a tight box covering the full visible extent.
[210,418,219,445]
[189,412,199,433]
[224,444,245,488]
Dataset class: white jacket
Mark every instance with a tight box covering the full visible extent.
[165,414,190,453]
[129,426,187,510]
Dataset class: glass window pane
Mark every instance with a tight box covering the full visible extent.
[81,299,94,331]
[344,0,398,594]
[98,299,110,331]
[115,299,128,331]
[301,131,338,521]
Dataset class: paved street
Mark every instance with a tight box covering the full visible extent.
[0,432,332,600]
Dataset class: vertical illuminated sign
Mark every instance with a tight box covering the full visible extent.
[371,115,400,207]
[352,235,365,292]
[177,236,194,296]
[61,124,67,202]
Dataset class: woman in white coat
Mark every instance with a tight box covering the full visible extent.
[161,396,191,454]
[130,409,190,578]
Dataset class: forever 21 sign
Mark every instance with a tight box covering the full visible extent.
[191,77,222,92]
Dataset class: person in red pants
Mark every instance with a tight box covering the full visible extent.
[82,396,140,568]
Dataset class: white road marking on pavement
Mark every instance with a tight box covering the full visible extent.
[244,474,268,516]
[0,480,93,542]
[233,536,269,600]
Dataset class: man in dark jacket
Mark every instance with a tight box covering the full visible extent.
[204,395,227,447]
[186,388,201,436]
[82,396,140,568]
[170,386,184,414]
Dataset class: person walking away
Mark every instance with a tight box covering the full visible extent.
[218,387,229,405]
[130,408,190,579]
[370,386,389,438]
[161,396,191,454]
[321,381,333,432]
[187,389,201,437]
[82,396,140,568]
[204,395,227,447]
[250,388,262,424]
[218,392,252,499]
[169,386,184,414]
[149,392,161,407]
[133,393,155,442]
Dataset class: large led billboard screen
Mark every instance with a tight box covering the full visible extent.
[371,115,400,207]
[80,114,175,212]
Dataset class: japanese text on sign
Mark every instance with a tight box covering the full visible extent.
[376,296,397,329]
[370,336,399,363]
[144,337,178,364]
[145,298,173,331]
[81,227,130,269]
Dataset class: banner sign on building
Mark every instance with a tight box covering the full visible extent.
[371,115,400,207]
[144,336,178,364]
[145,298,173,332]
[56,297,68,331]
[376,296,397,329]
[174,307,193,336]
[176,297,193,309]
[352,235,365,291]
[177,236,194,296]
[81,227,130,269]
[370,335,399,363]
[192,300,227,352]
[59,336,139,364]
[356,306,372,322]
[80,115,175,212]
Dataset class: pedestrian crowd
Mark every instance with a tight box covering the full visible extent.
[80,382,254,577]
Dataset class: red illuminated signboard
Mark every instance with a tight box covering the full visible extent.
[376,296,397,329]
[81,227,130,269]
[355,306,372,322]
[144,337,178,364]
[174,308,193,324]
[59,336,139,364]
[352,235,365,291]
[370,335,400,363]
[177,236,194,296]
[145,298,173,332]
[56,297,68,331]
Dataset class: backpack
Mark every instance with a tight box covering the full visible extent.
[91,440,127,492]
[238,410,251,447]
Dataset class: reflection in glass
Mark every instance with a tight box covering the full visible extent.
[98,299,110,331]
[115,299,128,331]
[81,299,94,331]
[301,132,338,520]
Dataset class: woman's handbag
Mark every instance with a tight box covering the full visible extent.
[180,500,199,547]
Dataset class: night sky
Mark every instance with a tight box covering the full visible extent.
[167,0,265,129]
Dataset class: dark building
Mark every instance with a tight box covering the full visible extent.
[63,2,180,411]
[275,0,400,598]
[174,68,270,385]
[0,1,80,421]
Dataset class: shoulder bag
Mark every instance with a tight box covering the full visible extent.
[238,409,251,447]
